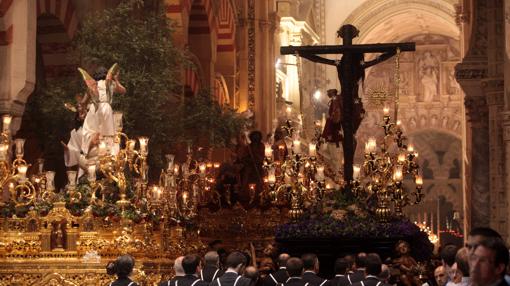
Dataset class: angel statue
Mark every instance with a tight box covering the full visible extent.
[78,64,126,155]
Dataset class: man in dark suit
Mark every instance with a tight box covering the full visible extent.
[201,251,224,282]
[469,237,509,286]
[262,253,290,286]
[348,253,366,284]
[284,257,308,286]
[301,253,326,286]
[210,251,252,286]
[159,256,185,286]
[351,254,388,286]
[179,255,210,286]
[325,258,350,286]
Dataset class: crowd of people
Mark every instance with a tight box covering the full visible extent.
[105,227,509,286]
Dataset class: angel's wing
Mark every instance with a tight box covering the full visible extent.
[78,67,99,99]
[64,103,77,113]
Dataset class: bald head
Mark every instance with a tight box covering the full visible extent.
[245,266,259,281]
[174,256,185,276]
[278,253,290,268]
[205,251,220,266]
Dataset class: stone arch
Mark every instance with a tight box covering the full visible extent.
[187,0,217,88]
[215,0,236,106]
[343,0,459,44]
[36,0,78,39]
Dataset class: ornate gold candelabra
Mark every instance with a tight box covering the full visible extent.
[263,120,328,220]
[352,108,424,220]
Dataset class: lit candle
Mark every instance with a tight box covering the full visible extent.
[98,141,107,156]
[2,114,12,132]
[67,170,77,186]
[199,162,207,176]
[353,165,361,180]
[46,171,55,190]
[0,143,7,160]
[407,145,414,152]
[138,137,149,155]
[17,164,28,181]
[398,153,406,163]
[316,165,325,181]
[182,192,189,204]
[153,186,161,200]
[113,112,123,132]
[88,164,96,182]
[265,144,273,158]
[268,168,276,184]
[292,139,301,154]
[415,175,423,186]
[383,107,390,116]
[309,143,317,157]
[14,138,25,158]
[173,164,180,175]
[393,167,403,181]
[127,140,136,152]
[213,162,220,169]
[286,106,292,116]
[367,137,376,153]
[396,120,402,126]
[37,158,44,174]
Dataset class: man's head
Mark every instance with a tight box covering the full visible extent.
[174,256,185,276]
[355,252,367,270]
[378,264,390,283]
[469,238,509,286]
[182,254,201,275]
[115,254,135,278]
[441,244,459,281]
[344,255,355,272]
[467,227,502,255]
[365,253,382,276]
[244,266,259,282]
[455,247,470,278]
[286,257,304,277]
[277,253,290,268]
[205,251,220,267]
[434,266,448,286]
[301,253,319,272]
[226,251,248,273]
[334,258,349,275]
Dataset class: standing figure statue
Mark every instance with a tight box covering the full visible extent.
[322,89,343,147]
[62,94,87,170]
[78,64,126,154]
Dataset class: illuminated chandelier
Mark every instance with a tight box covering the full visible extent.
[351,48,424,220]
[262,119,329,220]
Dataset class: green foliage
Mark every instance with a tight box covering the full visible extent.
[74,0,187,171]
[170,89,247,147]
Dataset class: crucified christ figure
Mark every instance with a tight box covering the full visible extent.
[281,24,415,182]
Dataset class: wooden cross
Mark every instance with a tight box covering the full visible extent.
[281,24,415,182]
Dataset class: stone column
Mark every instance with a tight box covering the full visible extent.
[0,0,36,134]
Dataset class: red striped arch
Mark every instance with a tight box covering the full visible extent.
[216,0,235,52]
[0,0,13,46]
[36,0,78,39]
[166,0,216,36]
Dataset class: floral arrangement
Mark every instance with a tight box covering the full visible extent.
[276,200,434,261]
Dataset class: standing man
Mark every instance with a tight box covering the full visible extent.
[301,254,326,286]
[284,258,308,286]
[201,251,224,282]
[263,253,290,286]
[179,255,209,286]
[469,238,508,286]
[159,256,185,286]
[351,254,389,286]
[434,266,448,286]
[211,252,252,286]
[325,258,350,286]
[348,253,367,284]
